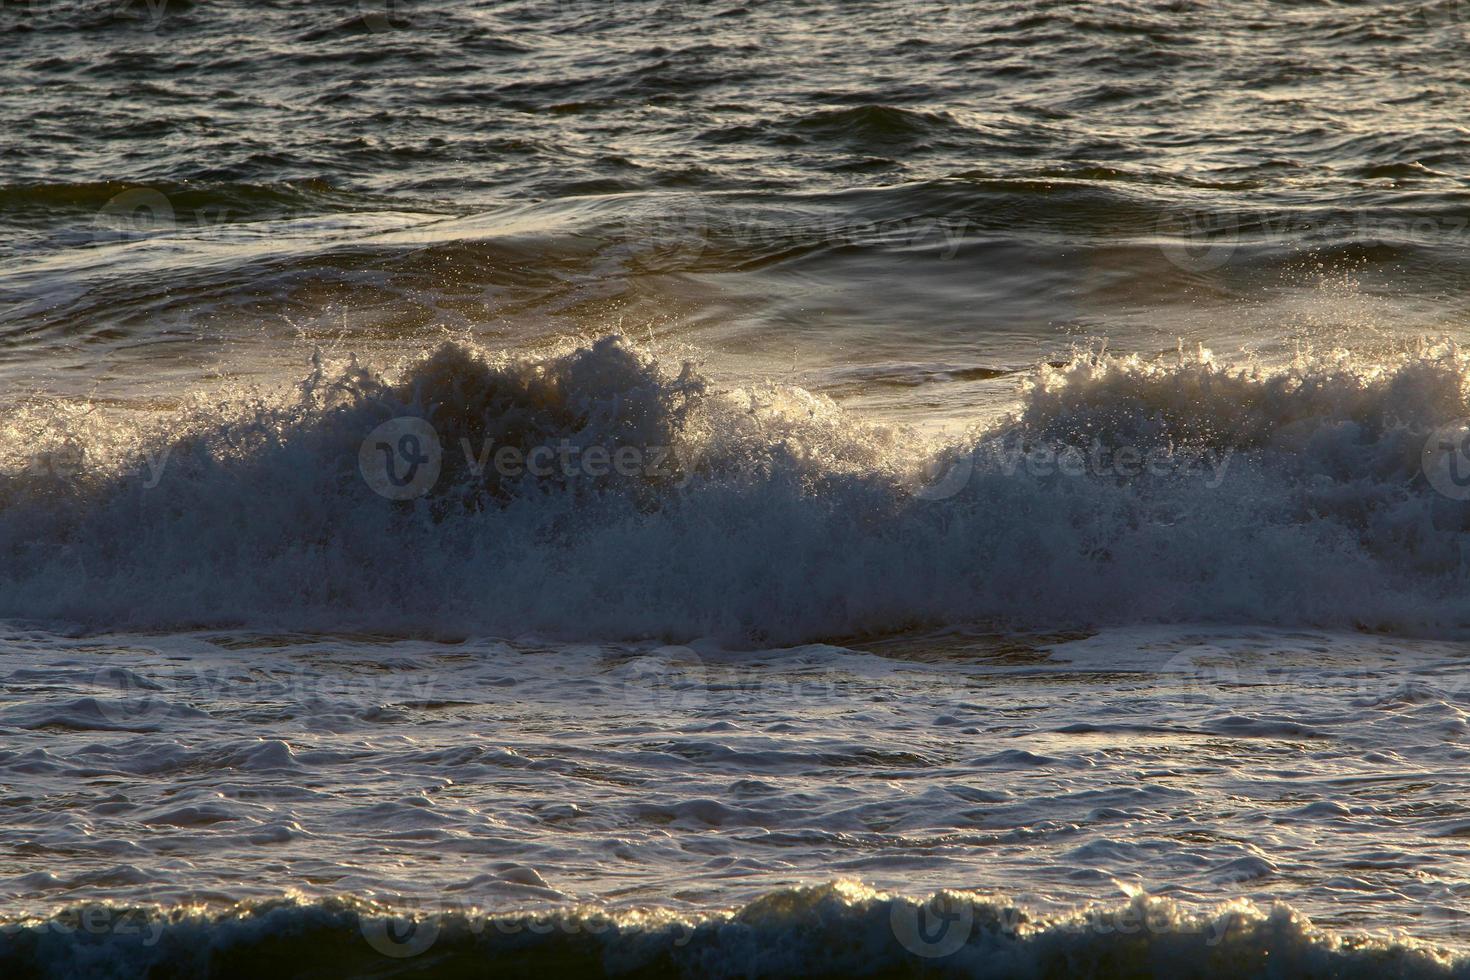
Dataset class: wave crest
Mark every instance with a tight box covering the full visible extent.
[2,884,1462,980]
[3,338,1470,641]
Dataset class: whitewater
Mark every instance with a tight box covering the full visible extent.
[5,338,1470,641]
[5,339,1470,977]
[11,0,1470,974]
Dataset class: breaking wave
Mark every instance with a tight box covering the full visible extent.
[2,883,1464,980]
[3,336,1470,643]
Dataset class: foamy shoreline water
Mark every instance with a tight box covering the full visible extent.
[7,886,1468,979]
[4,624,1470,977]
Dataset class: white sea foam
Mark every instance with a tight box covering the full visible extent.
[2,624,1469,970]
[3,884,1464,979]
[2,337,1469,643]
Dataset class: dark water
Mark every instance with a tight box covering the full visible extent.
[6,0,1470,415]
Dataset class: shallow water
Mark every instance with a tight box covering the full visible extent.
[7,625,1470,976]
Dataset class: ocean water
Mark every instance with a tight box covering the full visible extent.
[8,0,1470,976]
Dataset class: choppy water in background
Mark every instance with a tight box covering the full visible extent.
[8,0,1470,419]
[9,0,1470,975]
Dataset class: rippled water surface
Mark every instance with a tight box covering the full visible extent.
[8,0,1470,415]
[8,1,1470,976]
